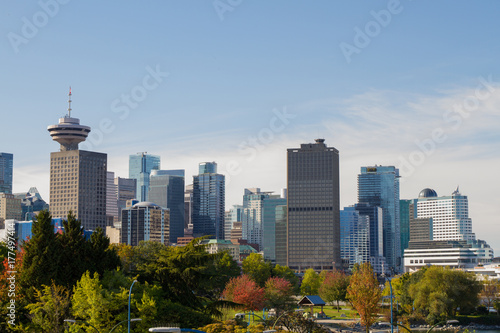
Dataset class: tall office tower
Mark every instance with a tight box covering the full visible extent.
[241,188,286,258]
[275,205,287,266]
[287,139,341,272]
[0,152,13,194]
[106,171,119,225]
[340,206,370,270]
[0,193,22,221]
[13,187,49,221]
[399,200,411,253]
[192,162,225,239]
[225,205,243,241]
[409,200,433,242]
[415,187,475,241]
[129,152,160,202]
[148,169,185,243]
[358,166,401,273]
[184,184,193,231]
[48,90,107,231]
[115,177,137,224]
[120,202,169,246]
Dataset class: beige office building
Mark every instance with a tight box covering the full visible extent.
[0,193,22,221]
[47,90,107,231]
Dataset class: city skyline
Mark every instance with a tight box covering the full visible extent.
[1,1,499,254]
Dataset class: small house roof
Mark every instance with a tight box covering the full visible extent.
[297,295,326,306]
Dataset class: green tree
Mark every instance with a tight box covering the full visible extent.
[347,263,381,333]
[409,266,482,322]
[264,277,294,314]
[300,268,321,295]
[25,282,71,333]
[87,227,120,276]
[480,276,499,309]
[71,271,112,332]
[19,210,60,299]
[57,211,88,288]
[139,237,240,318]
[273,264,299,293]
[242,253,273,287]
[319,269,349,311]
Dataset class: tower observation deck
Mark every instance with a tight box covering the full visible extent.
[47,88,91,151]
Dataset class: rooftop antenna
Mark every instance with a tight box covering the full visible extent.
[67,86,72,117]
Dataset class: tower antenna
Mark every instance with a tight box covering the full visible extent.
[67,86,72,117]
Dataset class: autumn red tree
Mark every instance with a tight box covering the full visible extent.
[223,274,265,311]
[264,277,294,314]
[319,269,350,311]
[347,263,381,333]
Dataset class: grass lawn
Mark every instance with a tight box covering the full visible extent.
[320,305,359,319]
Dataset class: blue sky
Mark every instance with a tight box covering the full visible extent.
[1,1,500,253]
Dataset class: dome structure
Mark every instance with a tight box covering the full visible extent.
[132,201,160,208]
[418,188,438,198]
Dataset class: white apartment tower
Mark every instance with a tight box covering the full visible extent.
[416,187,475,242]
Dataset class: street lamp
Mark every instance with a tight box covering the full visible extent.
[64,319,100,333]
[109,318,141,333]
[128,280,138,333]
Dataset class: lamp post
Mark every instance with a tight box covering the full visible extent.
[128,280,138,333]
[110,318,141,333]
[64,319,100,333]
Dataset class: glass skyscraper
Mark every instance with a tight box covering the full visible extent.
[287,139,341,272]
[358,166,401,273]
[129,152,160,202]
[148,169,185,243]
[192,162,225,239]
[340,206,370,270]
[0,152,13,194]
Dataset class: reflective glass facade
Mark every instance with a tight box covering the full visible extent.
[192,162,225,239]
[148,170,185,243]
[358,166,401,273]
[340,207,370,270]
[0,152,13,194]
[275,205,287,266]
[400,199,411,253]
[129,153,160,202]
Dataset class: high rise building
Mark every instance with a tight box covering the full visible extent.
[115,176,137,223]
[399,199,411,253]
[0,152,13,194]
[192,162,225,239]
[184,184,193,232]
[275,205,287,266]
[0,193,22,221]
[415,187,475,241]
[120,201,169,246]
[148,169,185,243]
[129,152,160,202]
[225,204,243,241]
[340,206,370,270]
[287,139,341,272]
[13,187,49,221]
[358,166,401,273]
[106,171,119,225]
[240,188,286,259]
[48,90,107,231]
[404,188,493,272]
